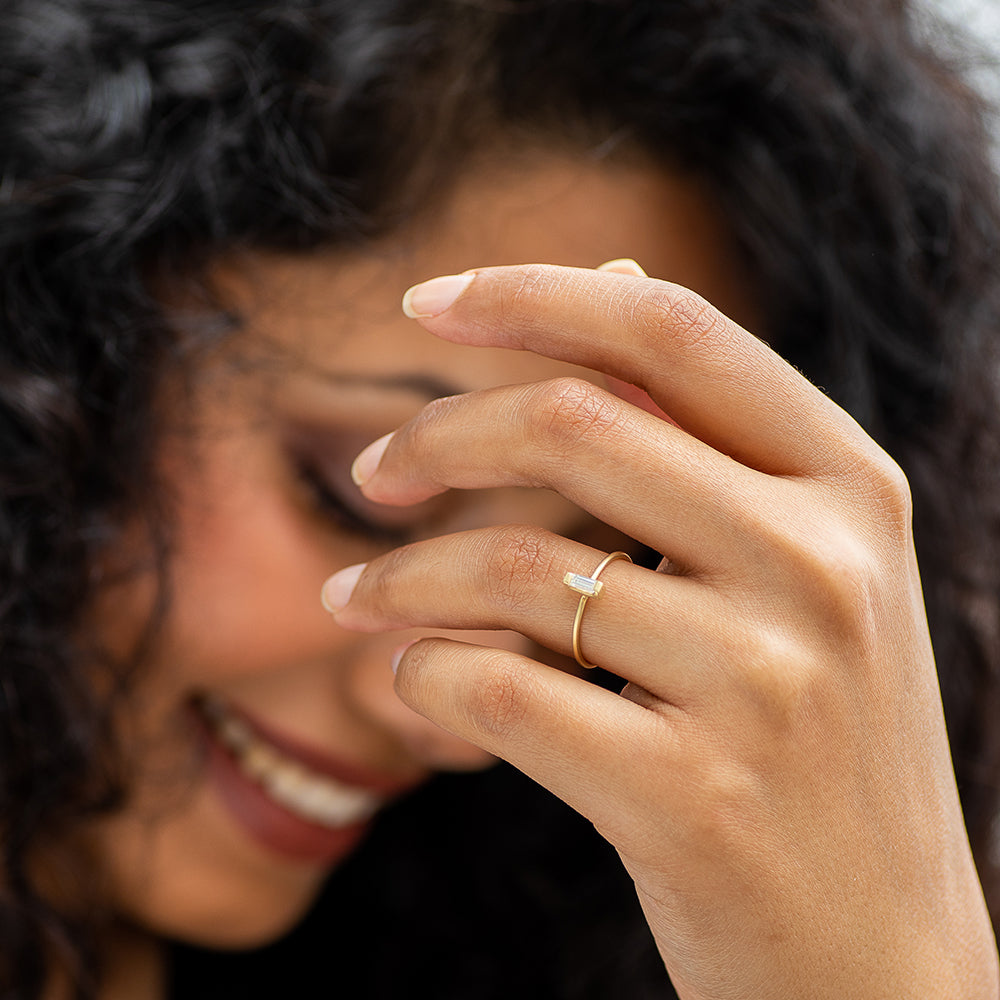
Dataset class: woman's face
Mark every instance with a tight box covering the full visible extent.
[86,151,758,949]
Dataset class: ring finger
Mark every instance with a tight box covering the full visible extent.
[324,525,728,706]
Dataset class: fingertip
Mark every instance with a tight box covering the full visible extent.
[390,639,419,676]
[321,562,367,614]
[402,274,475,319]
[351,432,394,486]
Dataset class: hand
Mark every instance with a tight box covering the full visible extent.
[323,263,999,998]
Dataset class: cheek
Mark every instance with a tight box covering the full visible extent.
[158,451,348,682]
[135,425,592,690]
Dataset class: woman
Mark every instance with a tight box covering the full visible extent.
[1,0,998,997]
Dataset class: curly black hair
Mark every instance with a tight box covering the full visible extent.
[1,1,999,997]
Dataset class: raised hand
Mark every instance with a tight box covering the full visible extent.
[323,264,998,999]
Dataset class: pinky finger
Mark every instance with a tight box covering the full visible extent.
[393,637,682,847]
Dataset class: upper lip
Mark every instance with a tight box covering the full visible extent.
[194,693,426,797]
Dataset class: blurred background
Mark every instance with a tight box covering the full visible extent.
[923,0,1000,100]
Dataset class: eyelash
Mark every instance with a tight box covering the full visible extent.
[296,460,413,546]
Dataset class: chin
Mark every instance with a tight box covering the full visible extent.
[98,700,398,951]
[180,907,316,952]
[103,779,345,951]
[131,864,330,951]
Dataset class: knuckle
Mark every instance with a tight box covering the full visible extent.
[765,524,887,661]
[811,534,884,629]
[740,488,893,656]
[862,452,913,534]
[683,757,767,858]
[631,283,732,354]
[481,524,555,613]
[832,446,913,543]
[732,627,826,728]
[526,377,619,455]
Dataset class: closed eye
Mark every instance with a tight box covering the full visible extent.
[294,456,416,546]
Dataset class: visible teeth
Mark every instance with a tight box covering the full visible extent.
[197,697,384,829]
[241,742,280,781]
[261,761,308,799]
[219,715,253,750]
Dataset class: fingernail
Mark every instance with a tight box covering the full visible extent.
[390,640,418,675]
[596,258,647,276]
[402,274,474,318]
[351,432,394,486]
[321,563,366,613]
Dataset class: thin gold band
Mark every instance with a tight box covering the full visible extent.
[563,551,632,669]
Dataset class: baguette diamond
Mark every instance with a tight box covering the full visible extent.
[563,572,604,597]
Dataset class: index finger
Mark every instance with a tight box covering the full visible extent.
[402,264,876,478]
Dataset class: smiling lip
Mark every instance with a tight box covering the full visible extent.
[205,695,423,795]
[191,696,423,865]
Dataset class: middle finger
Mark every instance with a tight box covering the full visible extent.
[353,377,768,573]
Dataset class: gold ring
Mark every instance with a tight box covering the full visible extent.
[563,551,632,669]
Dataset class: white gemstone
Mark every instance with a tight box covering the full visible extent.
[563,572,604,597]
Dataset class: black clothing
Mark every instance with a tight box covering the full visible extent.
[169,765,677,999]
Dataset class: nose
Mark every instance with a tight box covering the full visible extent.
[342,628,514,772]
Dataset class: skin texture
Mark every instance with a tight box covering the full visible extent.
[81,153,762,997]
[326,261,1000,997]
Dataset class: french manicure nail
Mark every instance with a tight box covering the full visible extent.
[351,432,394,486]
[596,258,648,276]
[321,563,366,613]
[390,640,418,675]
[402,273,474,318]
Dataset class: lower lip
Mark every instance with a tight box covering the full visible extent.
[194,713,376,866]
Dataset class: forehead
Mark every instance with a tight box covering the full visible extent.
[209,151,757,399]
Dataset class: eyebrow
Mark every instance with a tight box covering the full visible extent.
[313,371,466,401]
